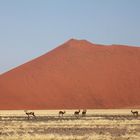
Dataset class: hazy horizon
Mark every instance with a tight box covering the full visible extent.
[0,0,140,74]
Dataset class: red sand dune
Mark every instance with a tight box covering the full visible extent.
[0,39,140,109]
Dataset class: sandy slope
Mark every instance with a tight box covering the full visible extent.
[0,39,140,109]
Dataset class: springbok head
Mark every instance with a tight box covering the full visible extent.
[24,110,28,113]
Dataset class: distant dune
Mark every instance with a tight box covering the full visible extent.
[0,39,140,109]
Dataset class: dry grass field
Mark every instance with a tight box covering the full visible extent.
[0,110,140,140]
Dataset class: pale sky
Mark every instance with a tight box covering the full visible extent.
[0,0,140,74]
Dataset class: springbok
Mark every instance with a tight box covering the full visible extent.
[74,110,80,117]
[131,110,139,117]
[82,109,87,117]
[59,111,66,117]
[24,110,36,120]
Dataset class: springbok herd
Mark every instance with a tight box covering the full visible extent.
[24,109,139,120]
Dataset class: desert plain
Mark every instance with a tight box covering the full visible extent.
[0,109,140,140]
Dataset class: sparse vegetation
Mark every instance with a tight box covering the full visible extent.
[0,110,140,140]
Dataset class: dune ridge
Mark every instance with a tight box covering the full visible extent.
[0,39,140,109]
